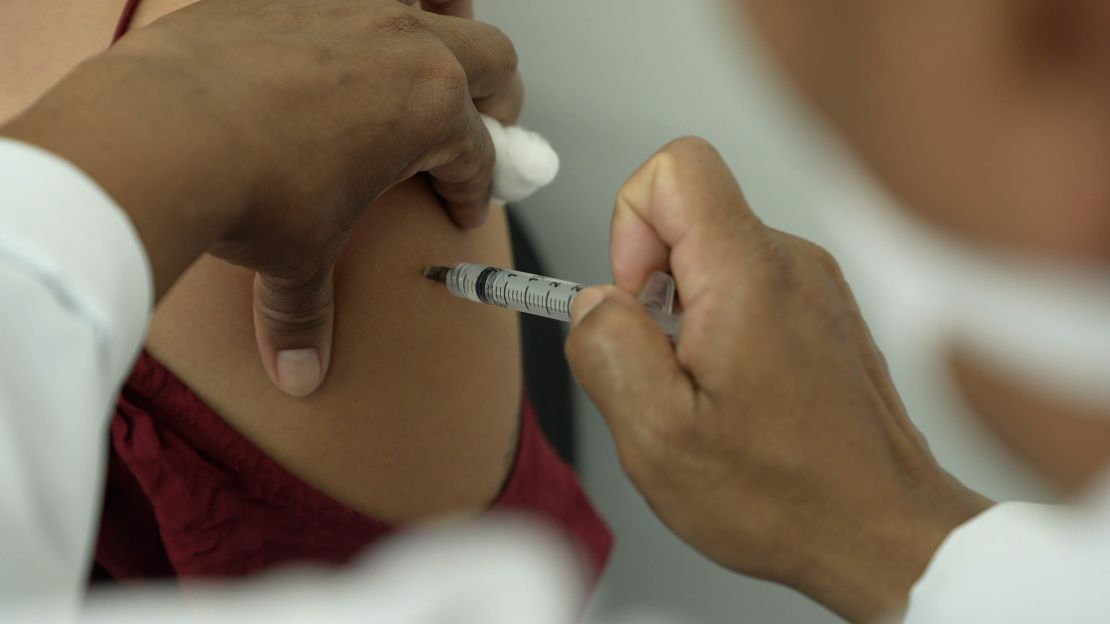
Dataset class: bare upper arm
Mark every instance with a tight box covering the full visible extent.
[147,181,522,523]
[0,0,202,124]
[0,1,118,123]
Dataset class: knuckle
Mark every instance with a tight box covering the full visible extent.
[411,54,470,135]
[648,136,719,186]
[791,236,844,279]
[797,236,831,261]
[256,275,334,339]
[486,25,519,75]
[663,136,722,170]
[428,54,470,95]
[256,298,332,338]
[812,244,845,279]
[373,7,426,35]
[459,21,517,79]
[257,304,331,338]
[748,230,801,284]
[670,135,717,154]
[432,65,468,105]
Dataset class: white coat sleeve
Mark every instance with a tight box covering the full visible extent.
[904,496,1110,623]
[0,139,152,615]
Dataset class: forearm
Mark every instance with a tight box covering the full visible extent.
[1,52,249,299]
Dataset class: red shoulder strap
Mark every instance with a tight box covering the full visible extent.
[112,0,144,44]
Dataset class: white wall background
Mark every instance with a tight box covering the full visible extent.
[481,2,1051,622]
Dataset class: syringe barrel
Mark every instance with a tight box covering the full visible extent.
[445,263,584,323]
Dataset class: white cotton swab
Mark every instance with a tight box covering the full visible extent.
[481,114,560,204]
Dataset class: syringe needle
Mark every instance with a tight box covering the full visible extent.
[423,266,450,284]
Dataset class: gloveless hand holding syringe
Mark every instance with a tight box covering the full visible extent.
[428,119,681,340]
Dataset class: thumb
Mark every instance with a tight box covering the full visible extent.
[252,266,336,397]
[565,286,692,443]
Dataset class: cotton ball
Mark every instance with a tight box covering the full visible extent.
[481,114,560,204]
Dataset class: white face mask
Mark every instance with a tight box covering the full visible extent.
[814,153,1110,414]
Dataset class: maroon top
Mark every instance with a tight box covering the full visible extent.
[96,0,611,586]
[97,353,611,582]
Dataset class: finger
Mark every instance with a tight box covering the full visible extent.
[475,70,524,126]
[566,286,694,445]
[423,105,495,228]
[252,266,336,397]
[420,13,522,124]
[611,137,765,307]
[421,0,474,18]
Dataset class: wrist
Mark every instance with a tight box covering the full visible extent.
[791,472,993,622]
[1,52,255,298]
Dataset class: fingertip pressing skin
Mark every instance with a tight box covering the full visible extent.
[275,348,323,398]
[254,317,333,398]
[251,269,336,398]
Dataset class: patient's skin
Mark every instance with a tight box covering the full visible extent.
[0,0,523,524]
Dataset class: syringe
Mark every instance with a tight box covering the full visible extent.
[423,263,682,340]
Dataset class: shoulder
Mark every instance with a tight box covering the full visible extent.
[0,0,120,122]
